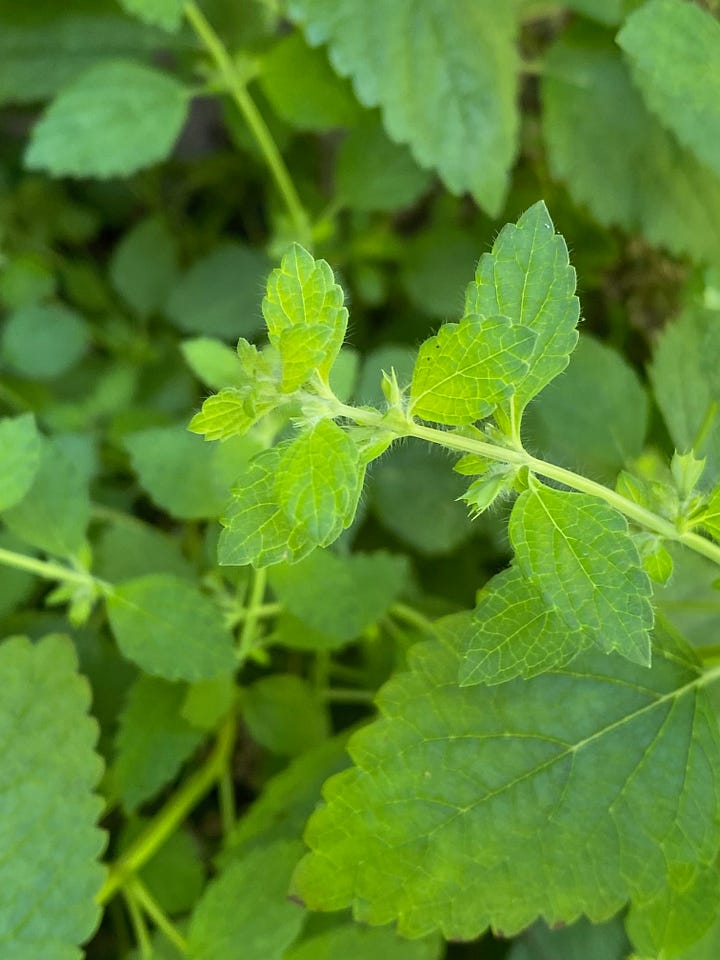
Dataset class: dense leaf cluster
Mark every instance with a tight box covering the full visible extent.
[1,1,720,959]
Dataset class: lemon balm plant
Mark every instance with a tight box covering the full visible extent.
[2,1,720,959]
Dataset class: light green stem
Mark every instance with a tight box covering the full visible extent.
[0,546,109,588]
[321,687,376,704]
[390,602,437,634]
[329,400,720,568]
[237,567,268,663]
[126,877,189,954]
[183,2,311,245]
[123,886,152,958]
[98,714,236,904]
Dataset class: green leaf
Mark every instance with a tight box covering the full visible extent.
[187,839,305,960]
[286,0,519,216]
[336,113,432,213]
[0,635,105,959]
[242,674,329,756]
[262,244,347,389]
[0,10,177,105]
[181,338,246,390]
[188,389,262,442]
[699,488,720,541]
[370,444,476,555]
[2,436,90,557]
[509,484,653,665]
[125,425,259,519]
[275,421,363,547]
[618,0,720,179]
[259,31,361,132]
[466,201,580,414]
[401,226,482,321]
[357,346,416,406]
[0,413,41,512]
[218,446,306,568]
[285,922,442,960]
[220,733,350,862]
[508,916,630,960]
[525,334,648,480]
[2,302,90,380]
[95,520,193,584]
[626,864,720,959]
[166,243,271,340]
[460,568,592,686]
[291,621,720,939]
[25,60,189,178]
[409,315,535,426]
[649,307,720,485]
[119,0,185,32]
[542,27,720,265]
[109,216,179,318]
[107,574,236,680]
[269,549,409,647]
[113,675,204,811]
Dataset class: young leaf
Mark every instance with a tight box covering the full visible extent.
[0,413,41,512]
[509,484,653,665]
[0,635,105,958]
[187,839,305,960]
[25,60,190,178]
[112,675,205,812]
[291,621,720,940]
[2,436,90,557]
[219,446,307,568]
[262,244,347,389]
[286,0,519,216]
[275,421,363,548]
[269,549,409,647]
[119,0,185,33]
[618,0,720,179]
[106,574,236,680]
[542,28,720,265]
[699,488,720,541]
[409,315,536,426]
[466,201,580,414]
[460,568,592,686]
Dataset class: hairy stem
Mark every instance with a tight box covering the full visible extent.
[98,713,236,904]
[237,567,268,663]
[0,545,110,588]
[328,400,720,568]
[183,2,311,245]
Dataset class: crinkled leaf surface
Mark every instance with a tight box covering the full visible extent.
[25,60,189,178]
[409,315,535,425]
[542,28,720,265]
[460,568,592,686]
[263,244,347,388]
[0,635,105,960]
[275,421,363,547]
[113,675,204,812]
[0,413,40,512]
[509,484,653,665]
[287,0,519,215]
[106,574,235,680]
[292,620,720,940]
[618,0,720,179]
[466,201,580,414]
[187,839,305,960]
